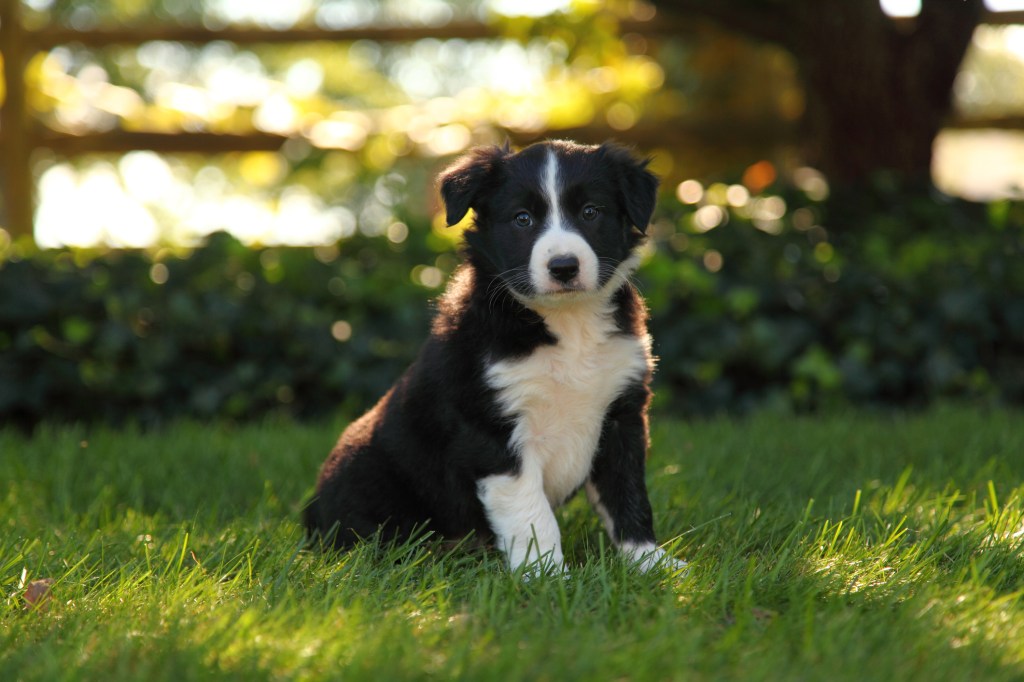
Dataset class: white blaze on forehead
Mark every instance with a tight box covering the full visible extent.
[529,149,599,296]
[543,148,565,232]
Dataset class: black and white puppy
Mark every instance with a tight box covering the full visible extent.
[304,139,684,574]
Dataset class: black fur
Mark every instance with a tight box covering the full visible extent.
[304,140,664,562]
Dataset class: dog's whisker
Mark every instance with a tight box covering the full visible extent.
[483,267,532,312]
[595,257,644,292]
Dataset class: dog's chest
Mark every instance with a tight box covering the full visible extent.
[485,306,650,506]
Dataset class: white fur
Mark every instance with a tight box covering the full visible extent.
[529,151,599,294]
[619,541,689,575]
[479,291,651,572]
[476,460,564,575]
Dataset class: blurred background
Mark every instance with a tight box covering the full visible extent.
[1,0,1023,425]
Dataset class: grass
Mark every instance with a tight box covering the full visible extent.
[2,405,1024,681]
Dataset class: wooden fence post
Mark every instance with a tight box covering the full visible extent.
[1,0,34,240]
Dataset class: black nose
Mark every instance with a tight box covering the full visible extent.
[548,255,580,283]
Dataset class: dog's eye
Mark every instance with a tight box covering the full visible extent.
[513,211,533,228]
[581,205,600,221]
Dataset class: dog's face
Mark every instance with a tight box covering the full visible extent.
[439,140,658,305]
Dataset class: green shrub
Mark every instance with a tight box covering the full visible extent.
[645,182,1024,413]
[0,230,441,426]
[1,183,1022,426]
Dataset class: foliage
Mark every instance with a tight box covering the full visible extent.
[0,227,444,426]
[2,183,1024,427]
[11,0,805,247]
[646,181,1024,414]
[3,408,1024,680]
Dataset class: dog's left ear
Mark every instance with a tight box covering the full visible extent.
[438,145,508,226]
[600,143,659,233]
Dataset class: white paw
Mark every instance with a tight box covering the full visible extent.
[621,542,689,576]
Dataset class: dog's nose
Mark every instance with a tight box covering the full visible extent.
[548,255,580,283]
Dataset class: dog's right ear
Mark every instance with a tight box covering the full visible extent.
[438,145,508,226]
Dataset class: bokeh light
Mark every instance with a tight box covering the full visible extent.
[8,0,1024,248]
[676,180,703,205]
[879,0,921,18]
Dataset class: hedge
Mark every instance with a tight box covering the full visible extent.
[646,184,1024,413]
[1,181,1022,427]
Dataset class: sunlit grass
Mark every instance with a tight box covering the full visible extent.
[3,406,1024,680]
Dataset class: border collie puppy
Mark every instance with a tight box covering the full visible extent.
[304,140,684,575]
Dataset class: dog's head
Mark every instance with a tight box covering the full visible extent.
[438,140,658,306]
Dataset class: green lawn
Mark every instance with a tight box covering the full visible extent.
[3,406,1024,681]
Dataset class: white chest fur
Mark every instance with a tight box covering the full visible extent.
[485,301,651,507]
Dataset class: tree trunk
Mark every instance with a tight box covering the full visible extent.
[654,0,984,184]
[793,0,982,183]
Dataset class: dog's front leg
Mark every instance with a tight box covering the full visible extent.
[587,387,687,574]
[477,460,564,576]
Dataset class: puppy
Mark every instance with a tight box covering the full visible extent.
[304,140,683,575]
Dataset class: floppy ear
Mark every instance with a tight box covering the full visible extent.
[438,145,508,226]
[600,143,659,233]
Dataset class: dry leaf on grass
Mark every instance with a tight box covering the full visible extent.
[23,578,55,612]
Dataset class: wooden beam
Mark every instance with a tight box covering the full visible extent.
[31,116,797,158]
[23,17,692,50]
[29,109,1024,161]
[513,118,800,148]
[934,9,1024,26]
[947,114,1024,131]
[0,0,34,239]
[36,130,288,155]
[22,11,1024,52]
[26,21,497,49]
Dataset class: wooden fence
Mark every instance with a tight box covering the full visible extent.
[2,2,1023,240]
